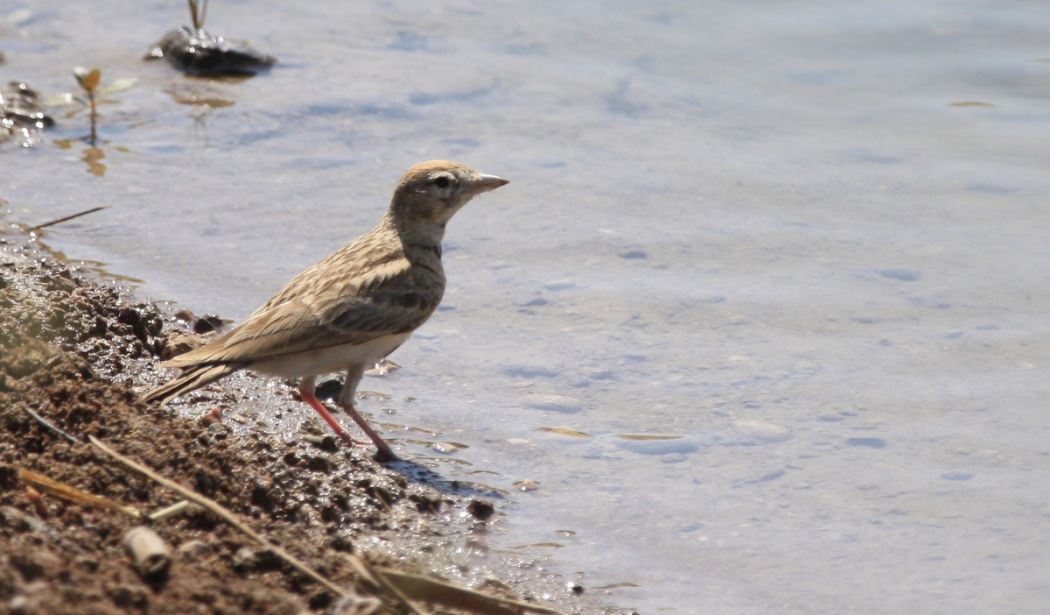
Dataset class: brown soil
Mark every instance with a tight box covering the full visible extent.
[0,235,620,615]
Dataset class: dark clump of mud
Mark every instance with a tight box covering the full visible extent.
[0,81,54,147]
[0,239,612,614]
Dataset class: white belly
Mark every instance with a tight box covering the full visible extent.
[250,332,412,378]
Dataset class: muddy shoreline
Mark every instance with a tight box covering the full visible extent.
[0,229,626,615]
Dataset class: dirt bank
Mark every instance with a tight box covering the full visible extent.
[0,232,624,615]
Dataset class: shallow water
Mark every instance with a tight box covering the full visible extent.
[4,1,1050,612]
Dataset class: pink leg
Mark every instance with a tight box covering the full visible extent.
[299,389,369,447]
[337,401,398,461]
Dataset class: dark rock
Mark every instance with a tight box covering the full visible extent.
[148,27,276,76]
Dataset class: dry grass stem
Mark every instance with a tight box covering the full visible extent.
[17,468,141,518]
[22,406,80,442]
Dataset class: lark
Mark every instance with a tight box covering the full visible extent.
[145,160,509,460]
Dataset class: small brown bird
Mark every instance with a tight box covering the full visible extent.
[145,160,509,460]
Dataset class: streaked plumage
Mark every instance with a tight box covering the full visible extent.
[145,160,509,460]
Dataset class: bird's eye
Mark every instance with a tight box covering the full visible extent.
[433,176,451,189]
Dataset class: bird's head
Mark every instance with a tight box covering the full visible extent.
[389,160,508,236]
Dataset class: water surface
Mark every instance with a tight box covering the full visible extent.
[4,1,1050,612]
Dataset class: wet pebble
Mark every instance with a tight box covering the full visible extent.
[305,435,339,452]
[250,482,279,513]
[409,494,442,514]
[513,479,540,492]
[315,377,343,400]
[192,314,225,334]
[431,441,460,454]
[197,407,223,427]
[321,505,342,523]
[159,331,204,360]
[117,307,142,329]
[305,455,332,473]
[468,499,495,520]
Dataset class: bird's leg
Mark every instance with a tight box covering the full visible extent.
[338,367,399,461]
[297,377,368,447]
[336,401,397,461]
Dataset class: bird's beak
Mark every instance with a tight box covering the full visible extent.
[469,174,510,195]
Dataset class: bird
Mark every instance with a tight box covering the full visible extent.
[144,160,509,461]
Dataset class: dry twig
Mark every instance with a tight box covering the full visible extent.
[30,206,107,232]
[149,499,194,521]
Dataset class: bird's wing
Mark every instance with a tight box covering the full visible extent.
[162,250,440,368]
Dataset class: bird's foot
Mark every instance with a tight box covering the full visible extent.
[372,445,400,463]
[337,401,399,462]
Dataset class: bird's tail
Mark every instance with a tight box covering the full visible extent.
[143,363,242,406]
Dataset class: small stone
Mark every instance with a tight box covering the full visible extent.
[331,595,383,615]
[192,314,225,334]
[8,595,30,615]
[305,455,332,473]
[117,307,142,329]
[513,479,540,492]
[109,583,149,609]
[198,407,223,427]
[315,378,343,401]
[159,331,205,360]
[175,539,211,559]
[468,499,495,520]
[231,547,255,573]
[250,482,278,513]
[431,441,460,454]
